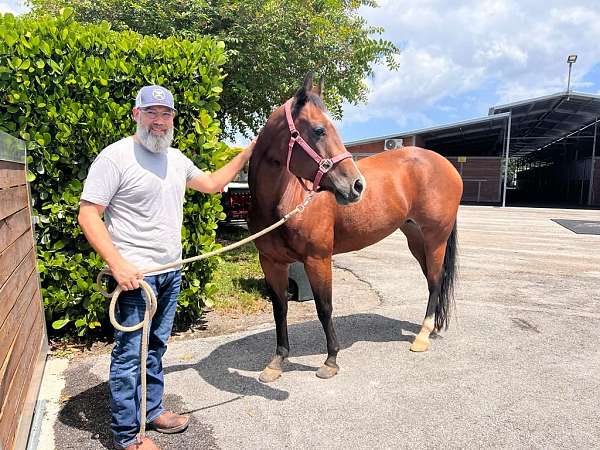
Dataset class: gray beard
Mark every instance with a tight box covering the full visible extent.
[136,123,174,154]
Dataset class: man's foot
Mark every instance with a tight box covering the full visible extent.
[148,411,190,434]
[123,436,159,450]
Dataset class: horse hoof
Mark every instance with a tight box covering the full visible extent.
[259,366,282,383]
[316,364,338,379]
[410,337,430,352]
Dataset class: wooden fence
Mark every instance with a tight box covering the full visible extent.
[0,131,48,450]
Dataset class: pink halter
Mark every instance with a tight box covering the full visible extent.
[284,99,353,191]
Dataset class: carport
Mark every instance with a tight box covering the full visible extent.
[490,92,600,206]
[345,91,600,207]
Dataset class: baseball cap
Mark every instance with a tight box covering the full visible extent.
[135,85,176,111]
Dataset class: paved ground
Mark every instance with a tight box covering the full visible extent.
[38,206,600,449]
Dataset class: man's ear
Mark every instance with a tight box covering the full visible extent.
[132,107,141,122]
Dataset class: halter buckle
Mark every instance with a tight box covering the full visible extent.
[319,159,334,172]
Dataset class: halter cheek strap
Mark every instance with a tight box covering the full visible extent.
[284,99,353,191]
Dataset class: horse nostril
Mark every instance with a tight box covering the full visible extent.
[353,179,363,194]
[353,178,364,195]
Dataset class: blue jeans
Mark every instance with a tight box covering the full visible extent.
[109,270,181,449]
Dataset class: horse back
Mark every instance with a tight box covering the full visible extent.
[332,147,462,254]
[355,146,462,202]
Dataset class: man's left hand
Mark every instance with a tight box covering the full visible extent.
[241,138,256,162]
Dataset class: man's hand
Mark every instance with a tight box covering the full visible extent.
[186,138,258,193]
[109,259,144,291]
[240,138,257,162]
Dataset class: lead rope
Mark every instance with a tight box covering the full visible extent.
[96,192,315,443]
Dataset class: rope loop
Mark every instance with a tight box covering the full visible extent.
[98,271,157,441]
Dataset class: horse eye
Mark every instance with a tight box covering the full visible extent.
[313,127,326,137]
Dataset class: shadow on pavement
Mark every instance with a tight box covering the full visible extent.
[165,313,420,402]
[56,313,417,448]
[56,370,114,449]
[57,367,218,449]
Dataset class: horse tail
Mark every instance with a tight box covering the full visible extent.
[435,221,458,331]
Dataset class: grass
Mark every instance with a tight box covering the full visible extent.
[211,224,271,315]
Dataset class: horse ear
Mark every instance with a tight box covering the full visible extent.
[314,76,325,98]
[294,72,314,105]
[302,72,315,92]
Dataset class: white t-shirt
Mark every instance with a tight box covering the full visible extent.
[80,136,203,275]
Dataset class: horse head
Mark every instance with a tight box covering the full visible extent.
[251,73,366,206]
[287,73,365,204]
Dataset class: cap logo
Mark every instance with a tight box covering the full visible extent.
[152,89,166,100]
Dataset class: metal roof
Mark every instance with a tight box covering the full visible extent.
[489,91,600,158]
[345,113,510,157]
[344,113,509,147]
[345,91,600,160]
[411,112,510,157]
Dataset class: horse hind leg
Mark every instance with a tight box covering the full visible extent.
[304,256,340,379]
[258,256,290,383]
[410,223,458,352]
[400,222,428,278]
[409,240,445,352]
[400,223,436,352]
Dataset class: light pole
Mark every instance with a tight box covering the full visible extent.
[566,54,577,93]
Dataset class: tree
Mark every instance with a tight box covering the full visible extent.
[27,0,399,137]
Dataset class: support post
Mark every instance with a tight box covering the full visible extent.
[502,112,512,207]
[588,118,597,206]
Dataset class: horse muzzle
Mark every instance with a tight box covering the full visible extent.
[333,174,366,205]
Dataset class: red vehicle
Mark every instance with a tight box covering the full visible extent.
[221,181,251,223]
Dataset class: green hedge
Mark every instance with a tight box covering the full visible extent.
[0,9,233,337]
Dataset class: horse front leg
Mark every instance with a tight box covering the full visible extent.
[304,256,340,379]
[258,255,290,383]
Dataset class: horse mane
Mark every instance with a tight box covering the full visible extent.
[292,88,326,118]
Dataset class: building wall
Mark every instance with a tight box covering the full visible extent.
[446,156,502,203]
[347,139,503,204]
[346,135,420,155]
[347,140,385,155]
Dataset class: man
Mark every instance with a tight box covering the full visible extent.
[78,85,254,450]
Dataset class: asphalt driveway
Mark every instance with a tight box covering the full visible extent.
[38,205,600,449]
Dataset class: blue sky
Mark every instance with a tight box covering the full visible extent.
[0,0,26,15]
[338,0,600,142]
[3,0,600,144]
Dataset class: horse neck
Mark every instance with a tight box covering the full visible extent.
[249,142,305,221]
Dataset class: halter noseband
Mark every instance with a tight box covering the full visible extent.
[284,99,353,191]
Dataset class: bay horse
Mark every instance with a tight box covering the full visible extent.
[248,74,463,382]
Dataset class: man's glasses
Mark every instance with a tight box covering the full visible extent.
[141,109,175,120]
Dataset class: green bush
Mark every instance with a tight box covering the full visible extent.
[0,9,234,337]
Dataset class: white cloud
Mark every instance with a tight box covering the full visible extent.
[342,47,483,126]
[0,2,16,13]
[0,0,28,14]
[343,0,600,129]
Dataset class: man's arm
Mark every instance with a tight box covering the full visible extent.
[78,201,143,290]
[186,140,255,193]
